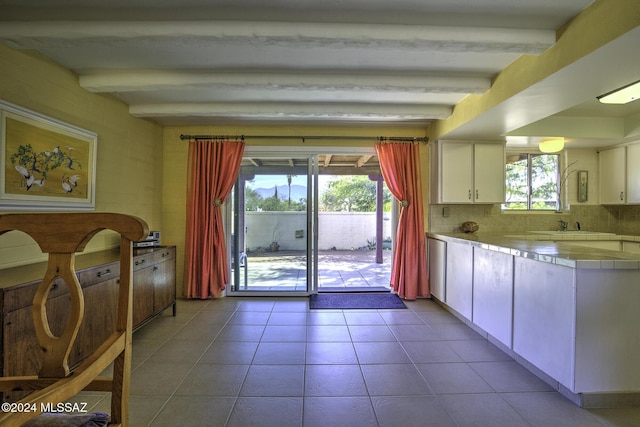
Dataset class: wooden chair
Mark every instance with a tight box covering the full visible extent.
[0,213,149,427]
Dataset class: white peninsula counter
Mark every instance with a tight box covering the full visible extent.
[426,231,640,407]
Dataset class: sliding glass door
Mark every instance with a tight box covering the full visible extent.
[228,155,317,295]
[225,146,391,296]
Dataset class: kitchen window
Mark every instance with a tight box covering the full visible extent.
[504,153,559,210]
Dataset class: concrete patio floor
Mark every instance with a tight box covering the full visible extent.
[231,250,392,292]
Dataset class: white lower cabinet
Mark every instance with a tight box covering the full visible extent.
[445,241,473,319]
[513,257,576,389]
[574,268,640,392]
[427,237,446,301]
[438,234,640,398]
[472,248,513,347]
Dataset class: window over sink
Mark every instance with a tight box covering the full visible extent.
[503,153,559,211]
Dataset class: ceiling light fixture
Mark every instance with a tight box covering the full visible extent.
[597,80,640,104]
[539,138,564,153]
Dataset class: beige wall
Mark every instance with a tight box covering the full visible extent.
[162,126,428,296]
[0,43,429,293]
[0,43,164,268]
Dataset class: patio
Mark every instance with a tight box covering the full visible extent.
[231,249,392,292]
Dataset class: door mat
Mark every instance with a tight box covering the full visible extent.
[309,293,406,310]
[318,286,391,293]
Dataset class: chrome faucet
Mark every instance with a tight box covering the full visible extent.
[558,219,568,231]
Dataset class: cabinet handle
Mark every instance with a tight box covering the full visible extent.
[153,266,159,272]
[620,191,624,201]
[51,283,58,291]
[135,259,146,266]
[97,269,111,278]
[468,190,472,200]
[476,189,479,200]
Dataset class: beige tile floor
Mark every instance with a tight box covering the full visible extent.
[77,297,640,426]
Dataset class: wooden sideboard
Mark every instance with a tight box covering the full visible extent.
[0,246,176,402]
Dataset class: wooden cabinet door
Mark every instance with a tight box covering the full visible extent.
[133,266,155,328]
[72,278,119,365]
[153,258,176,313]
[3,292,70,401]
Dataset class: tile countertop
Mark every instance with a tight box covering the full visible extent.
[426,231,640,270]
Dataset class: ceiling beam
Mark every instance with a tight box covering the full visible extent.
[79,71,491,95]
[129,102,452,120]
[356,155,372,168]
[0,21,555,54]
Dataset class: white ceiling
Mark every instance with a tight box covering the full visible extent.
[1,0,639,149]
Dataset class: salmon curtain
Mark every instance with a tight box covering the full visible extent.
[375,142,429,300]
[184,139,245,299]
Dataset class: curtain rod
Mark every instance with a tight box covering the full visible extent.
[180,134,429,143]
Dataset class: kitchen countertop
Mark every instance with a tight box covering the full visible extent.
[427,231,640,269]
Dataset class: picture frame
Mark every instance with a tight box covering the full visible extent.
[577,170,588,202]
[0,100,97,211]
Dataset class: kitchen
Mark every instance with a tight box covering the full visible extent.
[1,0,640,422]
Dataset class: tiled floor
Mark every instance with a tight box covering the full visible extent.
[79,297,640,426]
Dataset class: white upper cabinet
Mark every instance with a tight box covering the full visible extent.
[599,145,628,205]
[627,143,640,204]
[431,141,505,204]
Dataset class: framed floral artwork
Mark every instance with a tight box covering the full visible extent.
[577,170,588,202]
[0,100,97,210]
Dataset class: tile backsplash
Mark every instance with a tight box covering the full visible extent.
[428,204,640,235]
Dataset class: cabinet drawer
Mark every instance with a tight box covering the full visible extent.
[3,278,67,313]
[77,262,120,287]
[133,253,154,271]
[622,241,640,253]
[133,247,175,271]
[3,262,120,313]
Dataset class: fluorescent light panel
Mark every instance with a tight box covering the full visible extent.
[598,80,640,104]
[539,138,564,153]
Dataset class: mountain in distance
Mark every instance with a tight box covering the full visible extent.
[252,184,307,201]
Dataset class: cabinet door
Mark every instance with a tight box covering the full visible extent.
[133,266,156,327]
[427,238,446,301]
[72,278,119,365]
[474,144,505,203]
[153,257,176,313]
[599,146,626,204]
[627,144,640,204]
[445,241,473,320]
[440,143,474,203]
[3,292,71,401]
[472,247,513,347]
[513,257,575,388]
